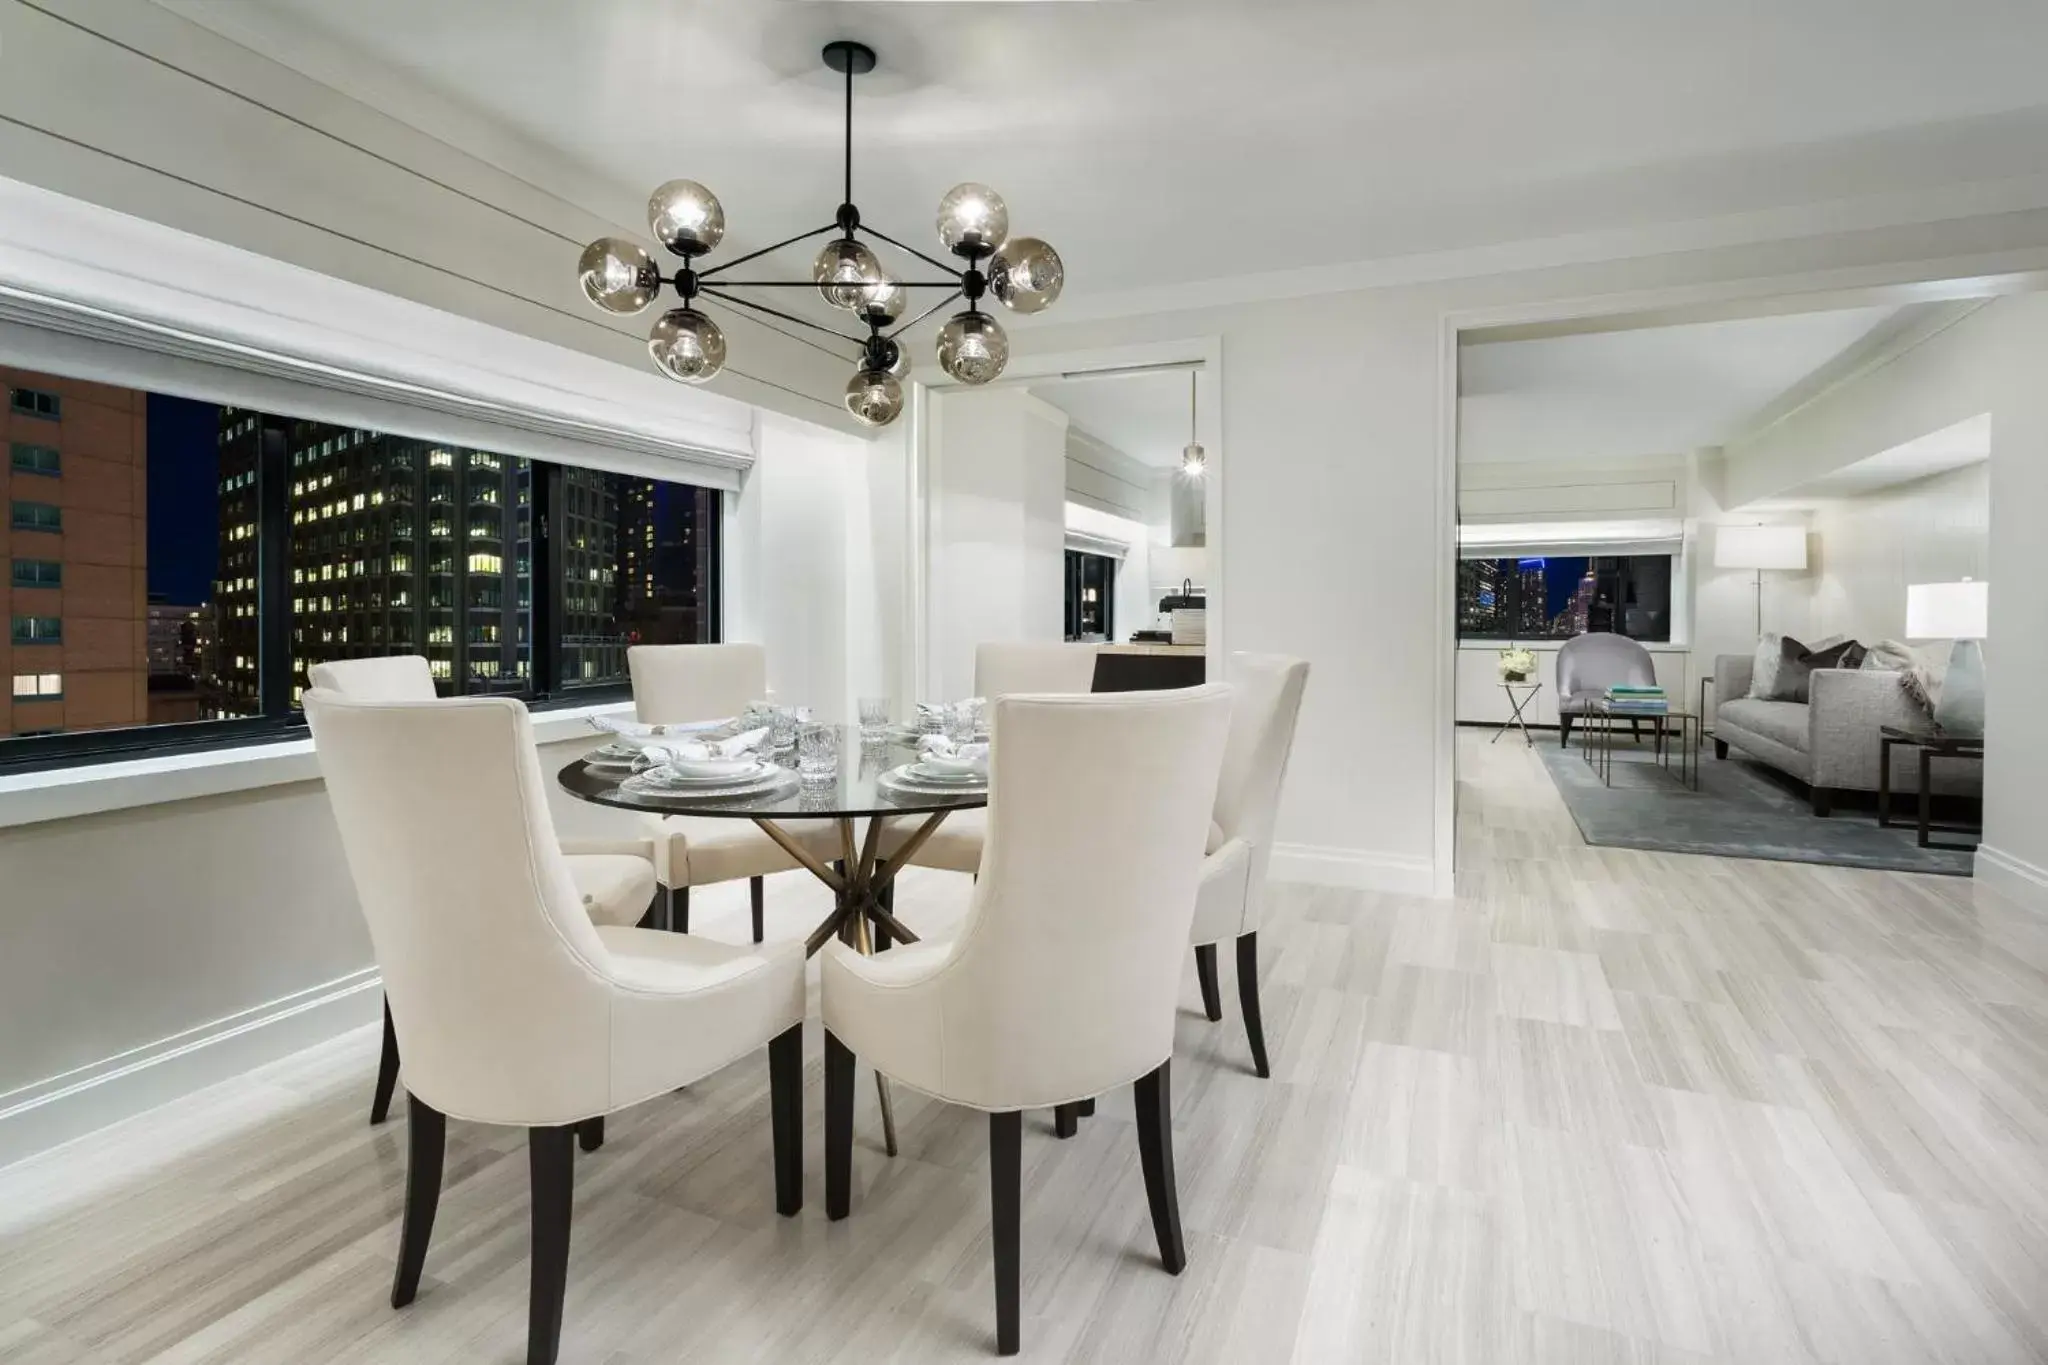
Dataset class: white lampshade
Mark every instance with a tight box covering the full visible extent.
[1714,524,1808,571]
[1906,579,1988,640]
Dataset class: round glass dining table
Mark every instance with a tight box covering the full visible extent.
[557,726,985,1154]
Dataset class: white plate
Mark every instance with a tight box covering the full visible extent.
[883,763,987,795]
[638,758,777,788]
[908,760,987,784]
[618,767,794,801]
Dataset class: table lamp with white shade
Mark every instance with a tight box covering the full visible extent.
[1907,578,1988,738]
[1714,524,1809,638]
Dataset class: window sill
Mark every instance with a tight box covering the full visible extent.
[0,700,633,831]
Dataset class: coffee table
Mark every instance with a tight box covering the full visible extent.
[1583,703,1701,791]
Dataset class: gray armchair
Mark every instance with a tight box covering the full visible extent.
[1556,633,1657,749]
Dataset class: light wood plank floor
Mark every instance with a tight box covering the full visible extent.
[5,730,2047,1362]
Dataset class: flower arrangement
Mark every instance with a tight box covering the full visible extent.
[1497,646,1535,683]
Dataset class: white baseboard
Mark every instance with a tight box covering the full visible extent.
[1976,845,2048,917]
[0,968,381,1170]
[1271,842,1440,896]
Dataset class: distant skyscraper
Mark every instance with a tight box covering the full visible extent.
[3,368,151,738]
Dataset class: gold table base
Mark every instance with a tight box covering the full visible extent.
[750,810,949,1157]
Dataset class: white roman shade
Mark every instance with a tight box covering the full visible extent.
[0,176,755,489]
[1458,518,1684,560]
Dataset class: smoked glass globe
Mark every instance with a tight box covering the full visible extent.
[577,237,660,315]
[935,183,1009,258]
[647,180,725,257]
[988,237,1064,314]
[935,310,1009,385]
[813,238,882,310]
[647,307,726,383]
[845,367,905,426]
[858,275,907,326]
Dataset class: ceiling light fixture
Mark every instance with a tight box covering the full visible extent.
[575,40,1064,427]
[1181,372,1206,477]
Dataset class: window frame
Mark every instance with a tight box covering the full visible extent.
[10,442,61,476]
[10,558,63,589]
[11,615,63,645]
[1455,552,1675,645]
[10,500,62,532]
[1,406,724,776]
[8,387,62,420]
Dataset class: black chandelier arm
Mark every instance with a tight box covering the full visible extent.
[698,279,964,290]
[855,223,968,279]
[699,287,870,349]
[695,223,841,280]
[889,288,963,340]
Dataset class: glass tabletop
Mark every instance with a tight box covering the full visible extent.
[556,725,989,820]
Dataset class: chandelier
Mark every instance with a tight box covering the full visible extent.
[573,40,1064,428]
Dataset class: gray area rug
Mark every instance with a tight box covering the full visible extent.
[1537,737,1976,876]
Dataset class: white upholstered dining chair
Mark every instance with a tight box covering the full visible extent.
[626,643,840,940]
[822,684,1233,1356]
[305,690,807,1365]
[1187,654,1310,1079]
[307,655,660,1126]
[874,640,1102,879]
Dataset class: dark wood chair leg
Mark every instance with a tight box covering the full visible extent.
[1714,738,1729,760]
[1631,717,1642,742]
[1077,1097,1095,1117]
[750,875,765,944]
[824,1029,855,1221]
[576,1117,604,1153]
[1053,1103,1078,1139]
[1193,943,1223,1022]
[990,1110,1023,1356]
[390,1091,445,1309]
[527,1125,576,1365]
[670,885,690,934]
[768,1022,803,1217]
[1237,932,1271,1079]
[1812,786,1834,817]
[1559,714,1574,749]
[370,996,401,1125]
[1132,1061,1186,1275]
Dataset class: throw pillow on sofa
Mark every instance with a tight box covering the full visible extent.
[1749,633,1792,700]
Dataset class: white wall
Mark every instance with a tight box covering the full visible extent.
[1718,292,2048,897]
[1809,464,1989,644]
[1065,426,1155,525]
[925,388,1069,699]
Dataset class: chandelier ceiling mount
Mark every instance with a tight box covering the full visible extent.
[576,40,1064,427]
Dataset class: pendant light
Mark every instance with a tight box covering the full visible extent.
[1181,373,1206,477]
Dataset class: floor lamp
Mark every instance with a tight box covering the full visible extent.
[1714,524,1808,638]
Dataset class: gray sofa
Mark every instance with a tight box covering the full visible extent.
[1713,653,1981,815]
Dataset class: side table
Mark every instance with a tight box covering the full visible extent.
[1493,681,1543,747]
[1877,724,1984,850]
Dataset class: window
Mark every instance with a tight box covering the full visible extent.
[1457,554,1672,642]
[11,559,62,588]
[11,442,60,475]
[1,364,722,766]
[1064,550,1116,642]
[11,501,62,532]
[9,387,61,419]
[555,470,721,690]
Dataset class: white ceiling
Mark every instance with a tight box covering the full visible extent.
[163,0,2048,312]
[1456,305,1898,465]
[1029,370,1205,469]
[1748,412,1992,509]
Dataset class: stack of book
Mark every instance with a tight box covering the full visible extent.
[1603,684,1668,715]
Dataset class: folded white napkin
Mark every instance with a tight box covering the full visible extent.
[917,734,990,774]
[645,727,768,766]
[589,714,732,743]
